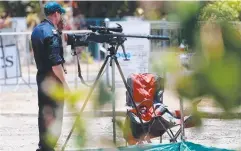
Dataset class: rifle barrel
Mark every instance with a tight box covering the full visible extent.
[103,33,170,40]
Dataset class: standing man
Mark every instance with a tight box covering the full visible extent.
[31,2,69,151]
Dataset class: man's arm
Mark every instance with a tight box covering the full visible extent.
[52,64,70,92]
[45,35,70,92]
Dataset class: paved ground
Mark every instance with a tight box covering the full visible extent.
[0,115,241,151]
[1,86,241,151]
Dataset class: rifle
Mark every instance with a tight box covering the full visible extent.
[67,23,169,49]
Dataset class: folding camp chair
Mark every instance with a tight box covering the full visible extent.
[123,73,196,145]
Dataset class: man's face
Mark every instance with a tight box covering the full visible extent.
[57,17,65,32]
[55,11,62,24]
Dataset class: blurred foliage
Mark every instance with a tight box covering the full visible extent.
[42,77,89,107]
[73,1,137,18]
[199,1,241,21]
[144,9,160,20]
[0,1,41,17]
[74,116,87,148]
[167,1,205,49]
[0,1,42,29]
[0,1,199,21]
[152,1,241,115]
[80,50,94,64]
[92,80,114,110]
[176,21,241,111]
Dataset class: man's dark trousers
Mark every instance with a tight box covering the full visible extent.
[37,73,64,151]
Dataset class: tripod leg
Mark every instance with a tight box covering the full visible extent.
[113,57,147,137]
[61,56,110,151]
[110,58,116,144]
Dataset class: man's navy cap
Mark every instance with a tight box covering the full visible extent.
[44,1,66,15]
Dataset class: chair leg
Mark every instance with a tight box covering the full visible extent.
[155,117,176,142]
[173,128,182,141]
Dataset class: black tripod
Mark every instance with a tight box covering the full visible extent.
[61,43,148,151]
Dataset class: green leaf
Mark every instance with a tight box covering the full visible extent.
[74,117,87,148]
[93,80,114,109]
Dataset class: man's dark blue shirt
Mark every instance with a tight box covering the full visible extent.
[31,19,64,78]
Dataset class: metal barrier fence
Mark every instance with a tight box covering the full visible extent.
[0,30,102,92]
[150,21,182,52]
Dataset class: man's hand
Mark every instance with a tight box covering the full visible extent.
[52,64,70,92]
[63,81,71,93]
